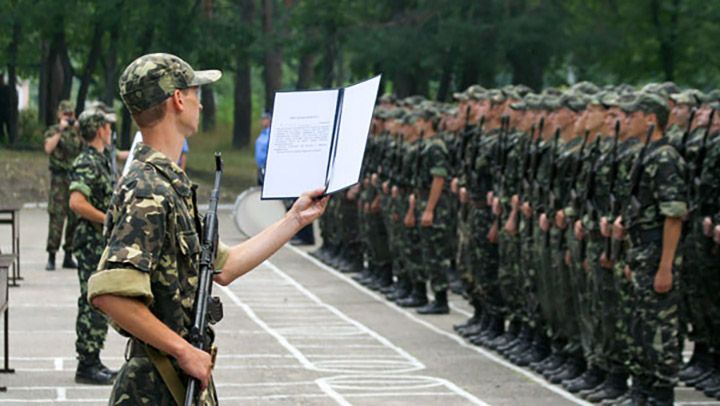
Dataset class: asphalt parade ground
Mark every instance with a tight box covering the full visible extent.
[0,208,718,405]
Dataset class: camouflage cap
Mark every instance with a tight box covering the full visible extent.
[542,95,562,111]
[524,93,543,110]
[704,89,720,103]
[379,93,397,104]
[615,84,636,95]
[58,100,74,114]
[78,108,115,140]
[119,53,222,113]
[513,84,533,98]
[542,87,563,97]
[599,91,623,108]
[669,90,703,107]
[374,106,390,120]
[487,89,506,105]
[399,95,426,107]
[561,93,589,112]
[85,100,117,121]
[619,92,668,119]
[571,81,600,95]
[510,101,527,111]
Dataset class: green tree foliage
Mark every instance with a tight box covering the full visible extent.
[2,0,720,148]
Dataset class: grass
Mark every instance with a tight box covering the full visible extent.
[185,122,259,202]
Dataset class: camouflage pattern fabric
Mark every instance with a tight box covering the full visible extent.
[624,139,687,390]
[45,123,84,254]
[119,53,222,113]
[70,146,113,360]
[87,143,230,406]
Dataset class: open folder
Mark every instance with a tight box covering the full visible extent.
[261,75,381,199]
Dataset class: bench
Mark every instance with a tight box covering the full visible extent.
[0,254,14,391]
[0,204,21,286]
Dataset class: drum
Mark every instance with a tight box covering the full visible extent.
[232,187,287,238]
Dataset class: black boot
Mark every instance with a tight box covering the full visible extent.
[45,252,56,271]
[584,370,628,403]
[680,342,713,384]
[462,312,489,338]
[397,283,428,308]
[564,365,606,393]
[75,354,115,385]
[489,318,520,350]
[646,386,673,406]
[454,302,482,332]
[416,290,449,315]
[386,277,411,301]
[62,252,77,269]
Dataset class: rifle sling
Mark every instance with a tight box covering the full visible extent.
[126,339,187,406]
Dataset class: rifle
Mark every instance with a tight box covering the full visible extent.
[412,131,426,194]
[689,109,716,215]
[579,134,603,261]
[465,116,485,197]
[678,109,697,160]
[544,128,561,247]
[185,154,225,406]
[603,120,621,263]
[494,116,510,198]
[625,124,656,237]
[524,118,544,237]
[560,130,590,249]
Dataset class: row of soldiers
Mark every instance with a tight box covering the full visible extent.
[311,81,720,405]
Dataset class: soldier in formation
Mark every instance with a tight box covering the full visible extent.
[311,81,720,405]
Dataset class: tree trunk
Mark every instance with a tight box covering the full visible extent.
[6,19,20,145]
[38,40,48,125]
[436,56,453,102]
[262,0,283,112]
[321,34,337,87]
[201,86,216,131]
[45,31,68,126]
[233,54,252,149]
[232,0,254,149]
[58,35,73,101]
[650,0,679,81]
[76,23,104,116]
[296,53,315,89]
[102,24,119,106]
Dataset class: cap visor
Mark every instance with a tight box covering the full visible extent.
[104,113,117,123]
[191,69,222,86]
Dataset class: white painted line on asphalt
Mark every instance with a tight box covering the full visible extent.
[53,358,62,371]
[286,244,592,406]
[55,388,66,401]
[450,302,473,317]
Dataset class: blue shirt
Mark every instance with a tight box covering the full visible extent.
[178,139,189,165]
[255,127,270,170]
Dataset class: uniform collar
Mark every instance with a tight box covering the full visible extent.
[134,142,193,197]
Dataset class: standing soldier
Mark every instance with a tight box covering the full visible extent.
[68,107,119,384]
[616,93,686,405]
[43,100,84,270]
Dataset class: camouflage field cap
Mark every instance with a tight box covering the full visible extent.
[58,100,75,114]
[78,108,116,141]
[571,81,600,95]
[379,93,397,104]
[619,92,668,119]
[119,53,222,113]
[704,89,720,103]
[562,92,589,112]
[670,90,703,107]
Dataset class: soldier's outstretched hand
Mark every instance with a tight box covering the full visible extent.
[288,188,329,228]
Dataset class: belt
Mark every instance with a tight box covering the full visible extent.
[629,227,663,245]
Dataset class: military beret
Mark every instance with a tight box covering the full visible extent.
[119,53,221,113]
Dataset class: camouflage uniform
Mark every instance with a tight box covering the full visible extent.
[87,53,226,405]
[88,144,230,405]
[45,120,84,254]
[417,135,452,293]
[70,110,115,362]
[624,137,686,397]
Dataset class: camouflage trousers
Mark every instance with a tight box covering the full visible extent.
[626,241,681,390]
[47,173,77,253]
[74,247,108,359]
[469,203,502,316]
[568,229,601,367]
[339,197,362,261]
[417,199,452,293]
[549,228,580,349]
[533,224,553,335]
[402,204,423,284]
[681,219,720,347]
[498,220,522,321]
[519,216,539,327]
[388,195,408,280]
[456,203,476,298]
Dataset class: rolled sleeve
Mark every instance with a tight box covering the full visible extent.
[87,267,153,306]
[653,146,687,219]
[69,181,92,199]
[215,241,230,270]
[659,201,687,219]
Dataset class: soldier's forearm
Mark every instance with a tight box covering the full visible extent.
[69,191,106,224]
[425,176,445,213]
[44,133,61,155]
[93,295,190,360]
[660,217,683,270]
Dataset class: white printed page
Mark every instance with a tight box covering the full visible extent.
[261,89,339,199]
[326,76,381,193]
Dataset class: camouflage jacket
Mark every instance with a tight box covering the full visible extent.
[699,133,720,217]
[44,124,85,173]
[623,138,687,233]
[69,146,113,251]
[417,136,450,201]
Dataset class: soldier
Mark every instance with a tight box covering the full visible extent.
[615,93,686,405]
[68,107,119,384]
[43,100,84,270]
[87,53,327,404]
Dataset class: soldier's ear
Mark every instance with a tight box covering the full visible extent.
[170,89,185,113]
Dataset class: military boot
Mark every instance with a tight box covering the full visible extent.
[531,350,563,373]
[646,386,673,406]
[681,343,714,385]
[397,283,428,308]
[62,252,78,269]
[516,332,550,367]
[584,370,628,403]
[470,315,504,347]
[461,312,489,338]
[75,354,115,385]
[454,303,482,333]
[45,252,56,271]
[386,276,411,301]
[499,324,531,355]
[564,365,606,393]
[489,318,521,350]
[416,290,449,315]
